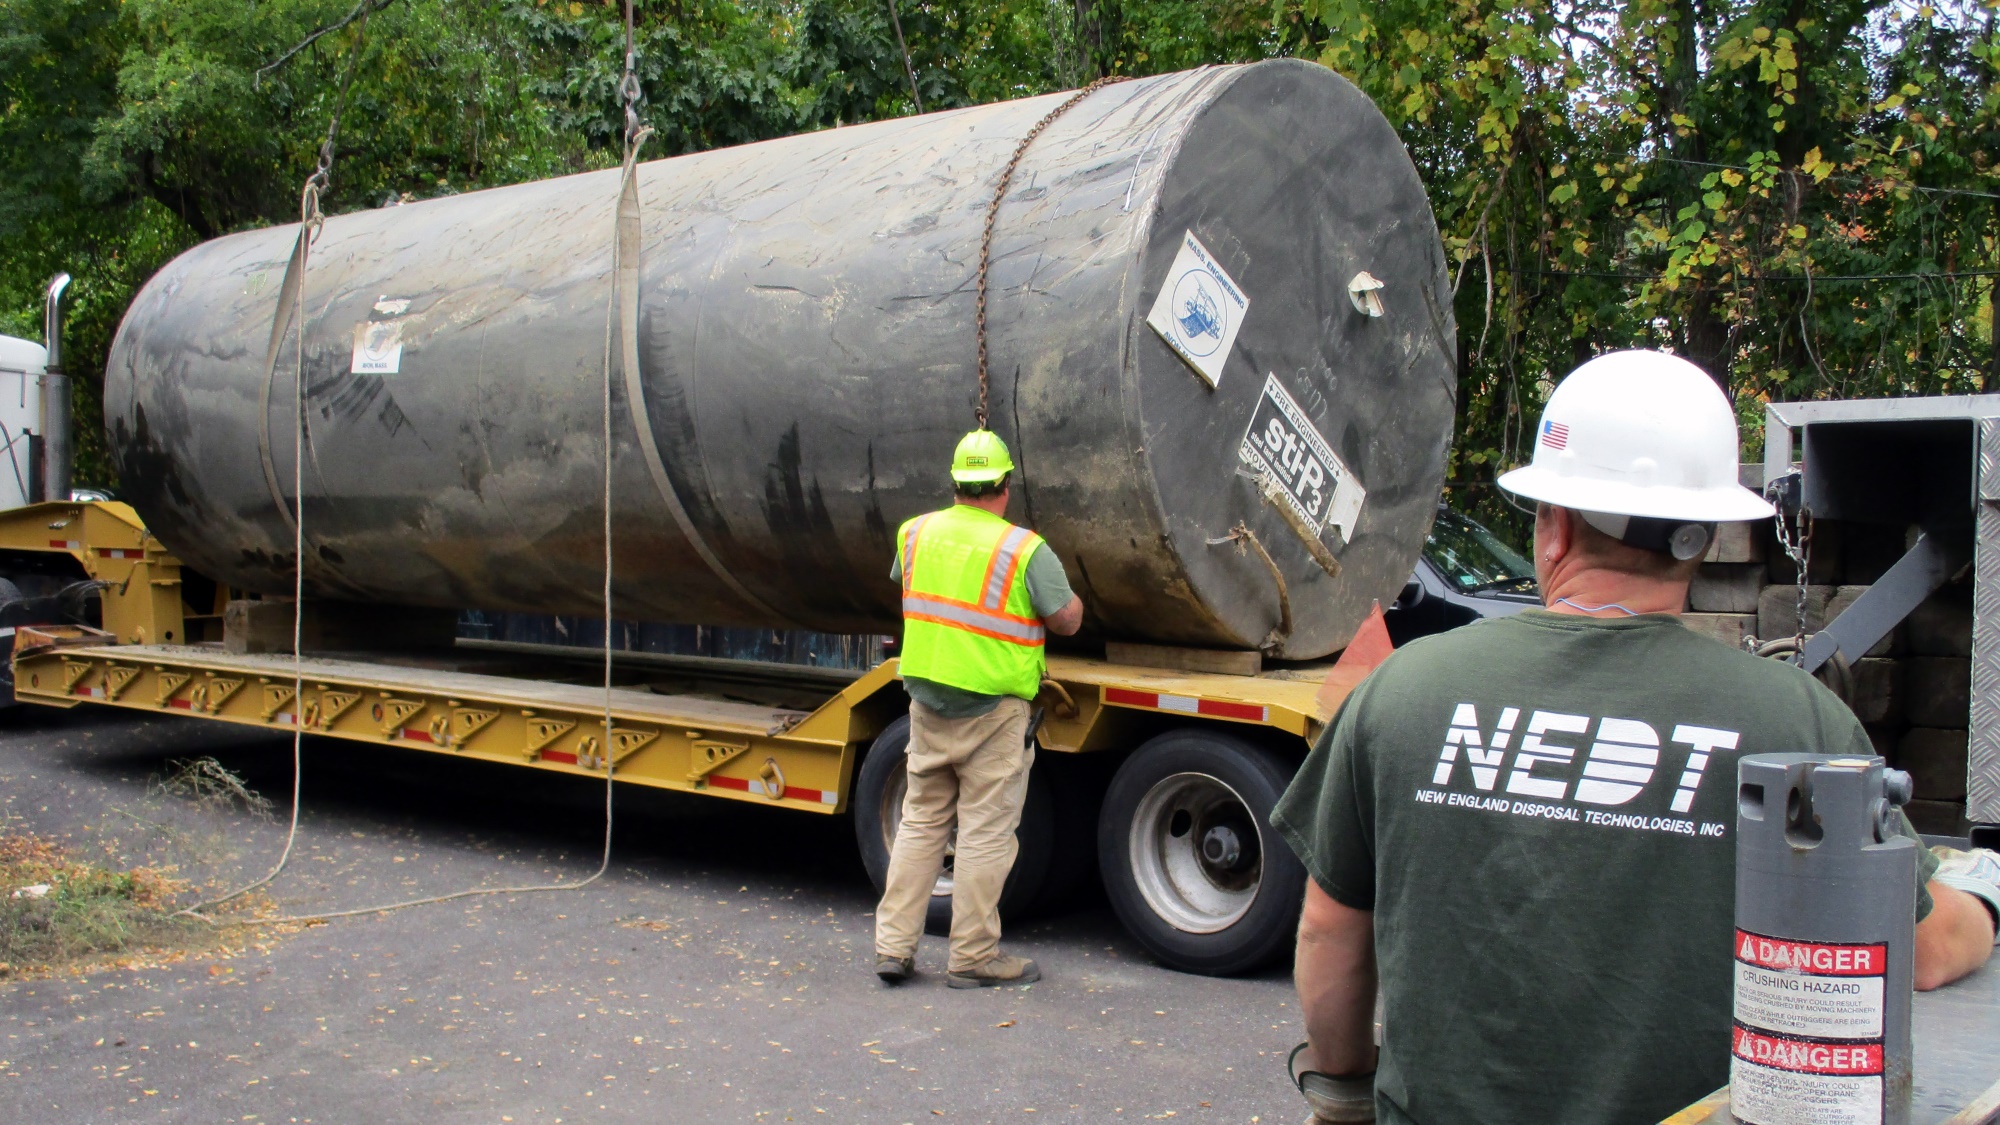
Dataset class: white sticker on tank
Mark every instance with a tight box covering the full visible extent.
[1238,374,1365,542]
[1145,231,1248,389]
[351,320,404,375]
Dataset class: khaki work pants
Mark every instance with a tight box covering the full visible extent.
[874,696,1034,972]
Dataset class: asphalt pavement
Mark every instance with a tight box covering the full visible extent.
[0,707,1305,1124]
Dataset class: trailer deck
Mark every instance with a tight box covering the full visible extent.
[13,627,1336,817]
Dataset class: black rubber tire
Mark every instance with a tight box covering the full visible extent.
[852,714,1055,935]
[1098,728,1305,975]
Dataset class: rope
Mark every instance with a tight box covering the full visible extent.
[178,25,359,917]
[181,1,642,926]
[973,76,1126,428]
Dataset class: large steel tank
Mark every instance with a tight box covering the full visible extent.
[107,60,1455,659]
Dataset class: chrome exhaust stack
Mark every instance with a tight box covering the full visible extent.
[41,272,70,502]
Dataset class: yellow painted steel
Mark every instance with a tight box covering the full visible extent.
[15,635,884,815]
[0,501,189,645]
[0,502,1338,820]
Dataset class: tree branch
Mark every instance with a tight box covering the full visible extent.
[256,0,401,86]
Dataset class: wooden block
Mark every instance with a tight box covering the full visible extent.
[1844,657,1902,725]
[1104,641,1261,677]
[224,599,294,655]
[1901,798,1970,838]
[1757,584,1833,643]
[1689,564,1762,613]
[1825,585,1899,657]
[1703,520,1766,564]
[1898,728,1968,801]
[224,598,458,655]
[1680,613,1757,652]
[1905,590,1972,657]
[1903,657,1970,729]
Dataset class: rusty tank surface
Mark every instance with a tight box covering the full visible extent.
[106,60,1455,659]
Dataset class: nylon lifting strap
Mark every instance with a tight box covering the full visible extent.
[254,10,371,542]
[613,148,785,621]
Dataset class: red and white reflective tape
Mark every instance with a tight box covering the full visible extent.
[1102,686,1268,723]
[276,712,297,726]
[95,547,145,560]
[708,774,838,806]
[401,727,435,744]
[167,697,195,711]
[71,684,105,699]
[48,539,80,551]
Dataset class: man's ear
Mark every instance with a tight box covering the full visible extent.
[1540,504,1575,567]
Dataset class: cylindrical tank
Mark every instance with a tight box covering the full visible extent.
[106,60,1455,659]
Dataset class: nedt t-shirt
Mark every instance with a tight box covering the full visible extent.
[1271,610,1938,1125]
[890,537,1074,718]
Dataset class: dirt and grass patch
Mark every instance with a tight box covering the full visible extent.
[0,756,277,979]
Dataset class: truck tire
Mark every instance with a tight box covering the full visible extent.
[853,714,1056,936]
[1098,729,1305,975]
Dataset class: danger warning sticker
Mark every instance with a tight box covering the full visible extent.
[1735,963,1885,1039]
[1731,1027,1883,1076]
[1730,929,1888,1125]
[1736,932,1886,976]
[1730,1057,1882,1125]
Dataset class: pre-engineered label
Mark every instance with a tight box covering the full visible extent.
[1237,374,1365,542]
[1729,930,1887,1125]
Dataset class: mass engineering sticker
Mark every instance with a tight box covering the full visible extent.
[1237,374,1365,542]
[350,296,410,375]
[1146,231,1248,388]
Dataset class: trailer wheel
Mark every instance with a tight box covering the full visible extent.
[853,714,1055,936]
[1099,729,1304,975]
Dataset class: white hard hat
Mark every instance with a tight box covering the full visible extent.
[1498,350,1775,526]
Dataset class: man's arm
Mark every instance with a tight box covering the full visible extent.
[1915,880,1996,991]
[1296,877,1378,1075]
[1042,595,1083,636]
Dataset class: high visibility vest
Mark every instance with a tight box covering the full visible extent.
[897,505,1047,701]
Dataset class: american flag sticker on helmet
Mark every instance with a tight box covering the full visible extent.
[1541,419,1570,450]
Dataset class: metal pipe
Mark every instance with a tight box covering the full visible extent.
[41,273,71,503]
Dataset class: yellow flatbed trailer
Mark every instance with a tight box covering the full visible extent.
[2,500,1349,974]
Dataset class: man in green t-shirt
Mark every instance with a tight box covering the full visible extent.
[1272,351,1998,1125]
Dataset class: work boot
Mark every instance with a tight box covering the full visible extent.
[874,954,915,984]
[946,954,1041,989]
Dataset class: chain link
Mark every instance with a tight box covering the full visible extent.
[974,76,1128,428]
[1768,482,1814,665]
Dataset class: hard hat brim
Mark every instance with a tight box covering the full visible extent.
[1497,464,1776,522]
[950,468,1011,484]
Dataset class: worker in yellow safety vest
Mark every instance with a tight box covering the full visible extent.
[875,429,1084,988]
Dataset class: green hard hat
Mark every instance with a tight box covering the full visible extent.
[950,429,1016,484]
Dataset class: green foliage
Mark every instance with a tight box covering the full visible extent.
[1,0,1995,532]
[1277,0,2000,530]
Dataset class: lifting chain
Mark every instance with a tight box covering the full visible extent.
[1769,486,1814,664]
[973,75,1128,429]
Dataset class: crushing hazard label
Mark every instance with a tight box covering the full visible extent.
[1730,930,1887,1125]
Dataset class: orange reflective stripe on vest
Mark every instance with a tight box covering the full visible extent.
[895,505,1048,700]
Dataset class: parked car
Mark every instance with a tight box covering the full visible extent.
[1384,506,1541,646]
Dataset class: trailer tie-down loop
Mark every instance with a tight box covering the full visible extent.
[973,75,1127,430]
